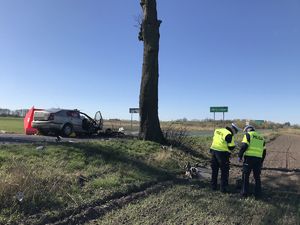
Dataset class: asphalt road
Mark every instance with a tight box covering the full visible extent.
[0,133,102,144]
[0,131,137,144]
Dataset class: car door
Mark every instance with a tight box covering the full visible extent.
[67,110,82,132]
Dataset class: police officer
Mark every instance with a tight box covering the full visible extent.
[210,123,239,192]
[238,125,266,198]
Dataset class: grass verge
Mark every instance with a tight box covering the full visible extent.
[93,182,300,225]
[0,128,295,224]
[0,139,205,224]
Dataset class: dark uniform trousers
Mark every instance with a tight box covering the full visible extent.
[241,156,262,197]
[210,150,230,191]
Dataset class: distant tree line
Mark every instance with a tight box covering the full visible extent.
[0,108,28,117]
[173,118,295,129]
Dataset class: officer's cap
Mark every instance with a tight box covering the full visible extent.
[243,125,255,132]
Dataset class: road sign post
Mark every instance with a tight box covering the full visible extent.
[210,106,228,129]
[129,108,139,130]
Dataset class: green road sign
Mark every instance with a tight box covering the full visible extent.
[254,120,264,125]
[210,106,228,113]
[129,108,139,113]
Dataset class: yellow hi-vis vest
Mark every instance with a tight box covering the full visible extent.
[210,128,235,152]
[242,131,264,158]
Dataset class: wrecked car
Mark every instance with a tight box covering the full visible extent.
[31,108,103,137]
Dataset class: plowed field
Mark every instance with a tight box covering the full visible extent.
[264,134,300,169]
[262,134,300,193]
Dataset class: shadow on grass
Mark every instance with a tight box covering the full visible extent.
[18,142,179,225]
[176,143,210,161]
[65,142,176,181]
[191,178,299,224]
[152,173,299,225]
[259,189,300,224]
[225,174,300,224]
[262,172,300,193]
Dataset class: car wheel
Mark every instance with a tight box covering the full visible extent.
[61,124,73,137]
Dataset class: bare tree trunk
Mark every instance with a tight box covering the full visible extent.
[138,0,164,143]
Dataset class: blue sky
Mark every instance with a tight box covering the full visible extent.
[0,1,299,124]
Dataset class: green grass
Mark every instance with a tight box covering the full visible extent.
[0,139,205,224]
[94,183,300,225]
[0,117,24,133]
[0,125,296,224]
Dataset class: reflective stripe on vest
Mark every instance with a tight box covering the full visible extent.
[243,131,264,158]
[210,128,235,152]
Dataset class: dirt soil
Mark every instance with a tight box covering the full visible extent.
[262,134,300,193]
[231,134,300,193]
[264,134,300,169]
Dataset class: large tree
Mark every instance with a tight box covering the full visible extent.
[138,0,164,143]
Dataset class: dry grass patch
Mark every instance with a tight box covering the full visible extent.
[154,150,172,162]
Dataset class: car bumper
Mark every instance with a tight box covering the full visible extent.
[32,121,63,130]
